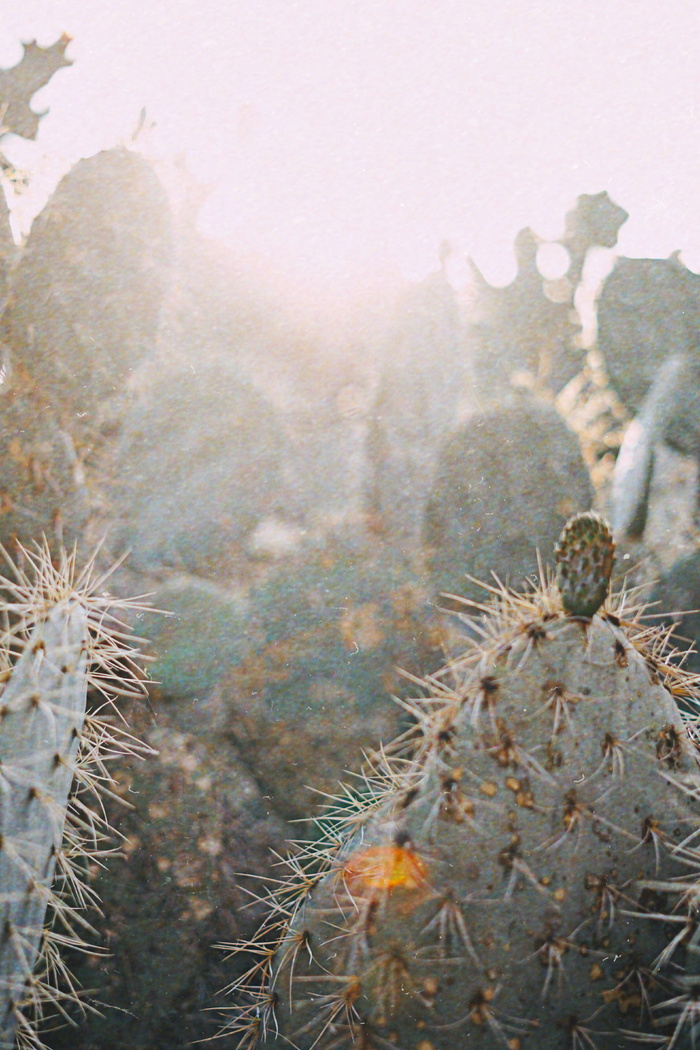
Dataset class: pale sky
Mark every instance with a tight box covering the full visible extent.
[2,1,700,293]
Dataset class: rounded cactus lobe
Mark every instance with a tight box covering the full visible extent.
[422,403,593,607]
[555,511,615,618]
[239,587,700,1050]
[0,147,172,418]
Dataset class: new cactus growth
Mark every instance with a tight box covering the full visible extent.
[0,541,153,1050]
[555,511,615,618]
[222,513,700,1049]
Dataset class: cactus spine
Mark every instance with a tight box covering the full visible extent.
[223,515,700,1049]
[0,542,153,1050]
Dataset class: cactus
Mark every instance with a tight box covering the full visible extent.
[467,227,583,399]
[364,269,468,544]
[0,383,90,555]
[560,191,628,289]
[554,511,614,618]
[422,401,593,606]
[649,551,700,702]
[222,514,700,1049]
[109,365,286,578]
[0,36,72,146]
[597,255,700,414]
[0,147,172,423]
[0,541,153,1049]
[610,353,700,539]
[0,145,172,555]
[0,182,13,307]
[220,537,441,822]
[0,35,71,295]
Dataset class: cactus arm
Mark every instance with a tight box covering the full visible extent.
[610,413,655,537]
[0,604,87,1049]
[611,353,693,538]
[0,540,156,1050]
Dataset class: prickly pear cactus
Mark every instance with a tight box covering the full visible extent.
[223,514,700,1049]
[422,402,593,606]
[0,147,171,421]
[0,35,72,145]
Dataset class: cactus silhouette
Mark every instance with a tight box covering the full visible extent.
[0,146,172,422]
[0,34,71,311]
[222,513,700,1049]
[0,35,71,147]
[0,541,153,1050]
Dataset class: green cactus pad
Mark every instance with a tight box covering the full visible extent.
[555,510,615,617]
[222,550,700,1049]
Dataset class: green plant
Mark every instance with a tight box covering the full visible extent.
[0,541,153,1050]
[221,513,700,1049]
[555,511,615,617]
[421,402,593,607]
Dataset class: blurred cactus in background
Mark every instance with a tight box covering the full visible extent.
[0,386,89,556]
[108,366,286,579]
[0,35,71,149]
[219,537,442,821]
[0,147,172,424]
[467,226,583,398]
[597,254,700,415]
[0,142,172,550]
[611,353,700,538]
[467,191,628,403]
[422,400,593,605]
[560,190,628,289]
[364,265,468,545]
[0,185,14,307]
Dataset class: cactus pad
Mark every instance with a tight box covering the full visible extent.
[0,35,72,143]
[555,510,615,617]
[222,532,700,1049]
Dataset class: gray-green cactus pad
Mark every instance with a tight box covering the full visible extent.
[230,579,700,1049]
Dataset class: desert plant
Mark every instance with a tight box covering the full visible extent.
[0,146,172,424]
[364,268,467,544]
[0,35,71,319]
[220,537,440,821]
[422,401,593,606]
[0,41,172,558]
[597,254,700,415]
[221,512,700,1049]
[0,541,153,1050]
[109,365,285,578]
[611,352,700,538]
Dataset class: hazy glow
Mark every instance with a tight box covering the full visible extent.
[2,1,700,293]
[537,243,571,281]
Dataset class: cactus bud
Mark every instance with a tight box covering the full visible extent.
[555,511,615,617]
